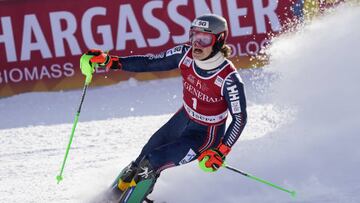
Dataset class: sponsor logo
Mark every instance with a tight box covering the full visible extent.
[227,85,240,101]
[148,52,165,60]
[215,76,223,87]
[227,84,241,113]
[195,79,209,91]
[207,68,220,74]
[166,45,183,57]
[179,148,196,165]
[184,102,228,124]
[0,62,74,84]
[231,100,241,113]
[183,56,192,67]
[192,19,209,28]
[184,81,222,103]
[186,74,209,91]
[187,74,195,84]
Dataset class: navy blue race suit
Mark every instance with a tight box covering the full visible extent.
[115,44,247,173]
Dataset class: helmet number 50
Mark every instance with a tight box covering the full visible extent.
[192,98,197,110]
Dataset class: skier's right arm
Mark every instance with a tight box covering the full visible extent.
[83,45,191,73]
[119,45,190,72]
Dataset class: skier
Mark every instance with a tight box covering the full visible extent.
[81,14,247,203]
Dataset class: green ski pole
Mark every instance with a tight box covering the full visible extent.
[56,54,95,184]
[56,82,89,184]
[224,164,297,198]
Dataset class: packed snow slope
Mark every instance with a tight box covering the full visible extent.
[1,4,360,203]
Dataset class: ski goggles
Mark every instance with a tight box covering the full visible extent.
[189,30,216,48]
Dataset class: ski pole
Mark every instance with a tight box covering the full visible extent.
[56,53,95,184]
[224,164,297,198]
[56,81,89,184]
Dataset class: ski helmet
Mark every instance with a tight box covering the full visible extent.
[190,14,228,58]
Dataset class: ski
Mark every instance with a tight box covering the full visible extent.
[119,178,156,203]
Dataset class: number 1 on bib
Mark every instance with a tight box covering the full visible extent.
[192,98,197,110]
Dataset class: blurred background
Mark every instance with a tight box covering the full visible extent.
[0,0,343,98]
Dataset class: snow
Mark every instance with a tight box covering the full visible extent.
[1,4,360,203]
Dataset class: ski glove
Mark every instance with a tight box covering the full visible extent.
[198,143,231,172]
[80,49,121,84]
[89,49,120,69]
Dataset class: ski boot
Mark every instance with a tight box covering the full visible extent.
[119,159,158,203]
[116,162,138,192]
[105,162,138,202]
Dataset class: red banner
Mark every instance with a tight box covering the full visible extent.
[2,0,332,97]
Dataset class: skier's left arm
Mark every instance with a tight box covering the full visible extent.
[221,72,247,148]
[198,72,247,172]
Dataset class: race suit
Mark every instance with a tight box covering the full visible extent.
[116,44,247,173]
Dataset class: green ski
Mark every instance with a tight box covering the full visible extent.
[120,179,155,203]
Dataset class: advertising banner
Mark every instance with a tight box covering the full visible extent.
[0,0,339,97]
